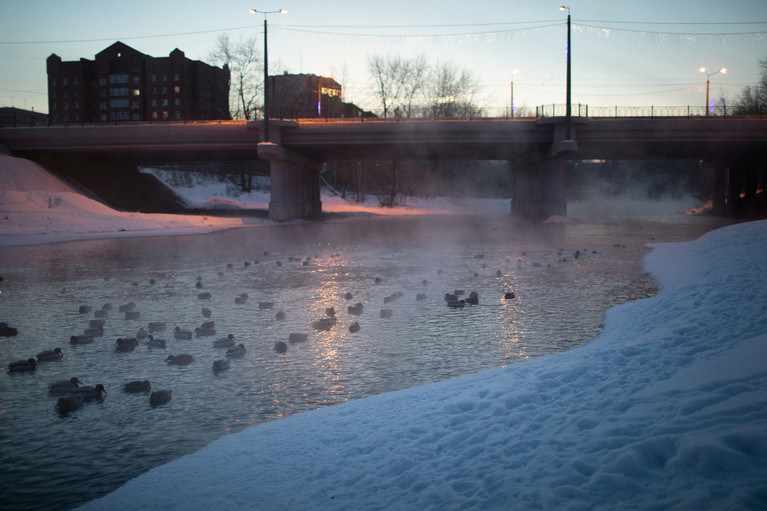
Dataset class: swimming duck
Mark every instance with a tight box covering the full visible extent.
[146,335,166,349]
[174,327,193,340]
[115,337,139,352]
[212,359,230,373]
[37,347,63,362]
[72,384,107,400]
[49,377,83,395]
[274,340,288,353]
[349,321,361,333]
[8,358,37,373]
[165,354,194,365]
[123,380,151,393]
[225,344,246,358]
[148,321,167,333]
[149,389,172,407]
[56,395,84,415]
[234,293,248,305]
[70,335,94,345]
[0,322,18,337]
[212,334,236,349]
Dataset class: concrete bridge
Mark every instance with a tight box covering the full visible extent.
[1,117,765,220]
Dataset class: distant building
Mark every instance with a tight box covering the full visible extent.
[0,107,48,127]
[268,72,375,119]
[46,42,229,124]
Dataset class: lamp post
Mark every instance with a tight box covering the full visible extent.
[699,66,726,116]
[560,6,571,139]
[249,8,287,142]
[510,68,518,117]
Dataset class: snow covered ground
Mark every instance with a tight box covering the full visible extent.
[72,222,767,509]
[4,153,766,509]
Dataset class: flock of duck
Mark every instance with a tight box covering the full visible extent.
[4,250,527,418]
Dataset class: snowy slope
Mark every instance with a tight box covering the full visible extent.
[77,219,767,510]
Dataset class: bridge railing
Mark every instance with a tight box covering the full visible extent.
[532,104,730,118]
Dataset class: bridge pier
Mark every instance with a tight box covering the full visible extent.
[257,142,322,221]
[510,155,567,221]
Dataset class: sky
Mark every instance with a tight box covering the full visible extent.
[1,0,766,116]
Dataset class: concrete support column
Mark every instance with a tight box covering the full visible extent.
[726,166,742,214]
[257,142,322,221]
[510,156,566,221]
[712,165,727,214]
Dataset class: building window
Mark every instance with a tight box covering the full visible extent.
[132,89,141,96]
[151,111,158,120]
[109,87,129,96]
[174,98,180,106]
[64,102,69,110]
[74,77,79,85]
[162,86,168,94]
[132,113,141,121]
[151,99,157,107]
[110,99,129,108]
[162,74,168,81]
[131,101,140,109]
[151,74,157,82]
[174,73,180,81]
[161,99,169,107]
[99,102,107,111]
[109,74,129,84]
[152,87,158,94]
[52,78,57,86]
[62,78,68,86]
[162,111,169,119]
[99,77,107,85]
[174,111,182,119]
[132,76,140,84]
[174,86,181,94]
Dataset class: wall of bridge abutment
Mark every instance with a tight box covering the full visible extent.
[708,158,765,216]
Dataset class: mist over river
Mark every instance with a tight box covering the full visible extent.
[0,204,732,510]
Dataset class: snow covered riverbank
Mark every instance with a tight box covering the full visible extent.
[75,218,767,510]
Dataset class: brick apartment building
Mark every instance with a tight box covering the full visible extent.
[268,72,374,119]
[46,41,229,124]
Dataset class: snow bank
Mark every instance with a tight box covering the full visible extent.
[77,219,767,510]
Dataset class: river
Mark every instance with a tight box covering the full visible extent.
[0,203,732,510]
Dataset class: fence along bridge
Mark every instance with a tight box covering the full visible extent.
[1,115,765,220]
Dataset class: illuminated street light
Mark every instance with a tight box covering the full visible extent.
[250,8,287,141]
[560,6,571,138]
[699,66,726,116]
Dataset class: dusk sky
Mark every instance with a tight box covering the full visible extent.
[1,0,765,116]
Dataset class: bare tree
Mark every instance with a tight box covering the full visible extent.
[367,54,428,118]
[734,57,767,115]
[428,62,482,118]
[209,34,262,120]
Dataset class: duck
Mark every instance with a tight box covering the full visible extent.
[37,347,63,362]
[212,359,230,374]
[123,380,151,393]
[165,354,195,365]
[174,327,193,340]
[0,322,18,337]
[312,317,336,331]
[349,321,361,333]
[288,333,308,344]
[56,395,84,415]
[118,302,136,313]
[150,389,172,407]
[115,337,139,352]
[148,321,167,333]
[379,309,393,318]
[8,358,37,373]
[275,311,286,321]
[347,302,364,315]
[82,325,104,337]
[49,377,83,395]
[234,293,248,305]
[274,340,288,353]
[201,308,212,318]
[195,320,216,337]
[146,335,166,349]
[72,383,107,401]
[225,343,246,358]
[70,335,94,345]
[212,334,236,349]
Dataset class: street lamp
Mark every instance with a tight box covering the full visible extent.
[510,68,518,117]
[699,66,726,116]
[250,8,287,142]
[560,6,571,138]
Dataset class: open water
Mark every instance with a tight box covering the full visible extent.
[0,207,731,510]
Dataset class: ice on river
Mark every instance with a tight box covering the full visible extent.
[76,219,767,509]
